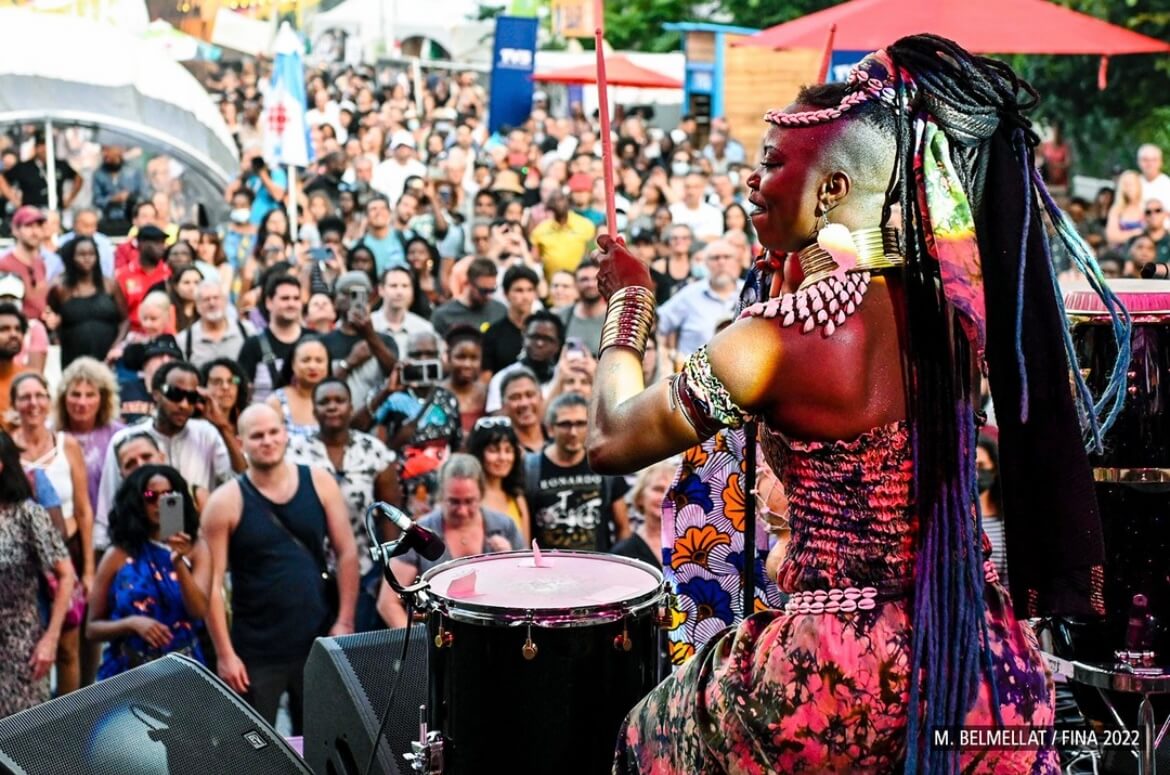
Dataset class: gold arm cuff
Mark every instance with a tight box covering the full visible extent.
[599,286,657,358]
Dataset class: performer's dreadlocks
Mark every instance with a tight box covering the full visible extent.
[757,34,1130,774]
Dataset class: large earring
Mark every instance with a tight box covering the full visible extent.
[817,196,837,232]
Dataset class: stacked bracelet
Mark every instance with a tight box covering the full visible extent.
[599,286,657,358]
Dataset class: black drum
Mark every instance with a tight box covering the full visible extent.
[1062,280,1170,661]
[418,551,665,775]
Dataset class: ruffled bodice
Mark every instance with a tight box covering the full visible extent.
[762,420,916,595]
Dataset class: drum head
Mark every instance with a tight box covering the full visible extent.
[1065,278,1170,317]
[421,550,663,625]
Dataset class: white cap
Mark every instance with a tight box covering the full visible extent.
[0,274,24,300]
[390,130,416,150]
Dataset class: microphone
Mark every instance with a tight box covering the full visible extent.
[374,502,447,561]
[1141,262,1170,279]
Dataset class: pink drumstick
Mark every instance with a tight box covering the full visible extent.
[593,0,618,236]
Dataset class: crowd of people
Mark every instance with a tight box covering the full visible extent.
[0,48,1149,747]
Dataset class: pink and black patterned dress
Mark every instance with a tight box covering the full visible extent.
[615,421,1058,774]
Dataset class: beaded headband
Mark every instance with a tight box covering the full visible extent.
[763,50,908,128]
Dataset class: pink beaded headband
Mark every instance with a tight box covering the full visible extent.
[764,49,906,128]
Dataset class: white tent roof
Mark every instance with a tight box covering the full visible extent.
[0,8,239,187]
[309,0,494,62]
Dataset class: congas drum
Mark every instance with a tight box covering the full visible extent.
[419,551,665,775]
[1062,280,1170,661]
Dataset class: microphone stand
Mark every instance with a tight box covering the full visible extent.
[364,502,429,605]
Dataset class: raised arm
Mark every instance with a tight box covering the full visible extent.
[587,235,781,475]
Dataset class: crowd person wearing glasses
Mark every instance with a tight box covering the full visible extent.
[96,361,241,550]
[611,460,676,569]
[1136,197,1170,264]
[0,429,74,717]
[202,404,358,733]
[376,454,523,629]
[429,257,505,337]
[524,392,629,551]
[359,331,461,517]
[485,310,564,413]
[10,373,94,694]
[655,240,744,364]
[464,415,530,541]
[200,358,251,431]
[46,236,128,370]
[440,326,486,433]
[288,378,400,633]
[86,465,209,679]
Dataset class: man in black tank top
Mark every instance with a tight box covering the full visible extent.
[201,404,359,733]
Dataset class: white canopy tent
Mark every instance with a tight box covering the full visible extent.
[0,8,240,192]
[308,0,495,63]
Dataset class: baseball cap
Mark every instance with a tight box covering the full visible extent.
[390,130,416,150]
[143,334,184,362]
[0,273,25,300]
[567,173,594,193]
[11,206,46,228]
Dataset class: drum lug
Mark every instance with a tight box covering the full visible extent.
[434,621,454,649]
[404,706,444,775]
[655,592,678,628]
[522,623,538,660]
[614,621,633,652]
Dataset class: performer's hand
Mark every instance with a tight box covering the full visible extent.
[596,233,652,300]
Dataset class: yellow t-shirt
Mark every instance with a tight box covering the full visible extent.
[530,212,596,281]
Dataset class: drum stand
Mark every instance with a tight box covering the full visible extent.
[1042,652,1170,774]
[364,504,444,775]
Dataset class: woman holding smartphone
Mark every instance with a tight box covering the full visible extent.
[86,465,209,680]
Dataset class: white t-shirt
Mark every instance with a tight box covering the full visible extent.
[669,201,725,240]
[1141,174,1170,208]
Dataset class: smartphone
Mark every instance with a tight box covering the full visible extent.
[159,493,184,541]
[308,246,332,263]
[565,337,586,361]
[401,359,443,385]
[250,156,266,174]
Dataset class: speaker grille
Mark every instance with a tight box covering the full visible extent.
[0,655,310,775]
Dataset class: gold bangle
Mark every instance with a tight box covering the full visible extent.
[599,286,657,358]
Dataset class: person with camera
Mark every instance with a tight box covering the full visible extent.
[86,465,209,679]
[319,271,398,409]
[356,330,461,517]
[224,148,287,227]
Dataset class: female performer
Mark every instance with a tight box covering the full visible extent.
[590,35,1125,774]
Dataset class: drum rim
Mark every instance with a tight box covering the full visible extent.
[419,549,666,627]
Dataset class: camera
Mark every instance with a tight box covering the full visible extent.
[401,359,443,386]
[250,156,267,174]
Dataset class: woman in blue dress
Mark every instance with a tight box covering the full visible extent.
[85,465,209,679]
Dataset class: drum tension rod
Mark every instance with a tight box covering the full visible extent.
[522,622,538,660]
[434,619,453,649]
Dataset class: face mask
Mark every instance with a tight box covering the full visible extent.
[671,162,690,178]
[230,208,251,224]
[728,170,740,187]
[102,160,123,172]
[977,469,996,494]
[643,143,661,160]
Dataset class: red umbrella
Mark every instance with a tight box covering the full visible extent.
[737,0,1170,56]
[532,55,683,89]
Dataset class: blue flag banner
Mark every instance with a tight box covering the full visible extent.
[489,16,538,134]
[265,23,314,168]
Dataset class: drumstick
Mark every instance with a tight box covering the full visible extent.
[593,0,618,237]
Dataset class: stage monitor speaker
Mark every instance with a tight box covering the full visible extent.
[0,653,311,775]
[303,626,428,775]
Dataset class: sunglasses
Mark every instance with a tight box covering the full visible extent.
[162,385,203,405]
[143,488,175,504]
[1147,208,1164,215]
[473,284,498,295]
[553,420,588,430]
[474,415,513,430]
